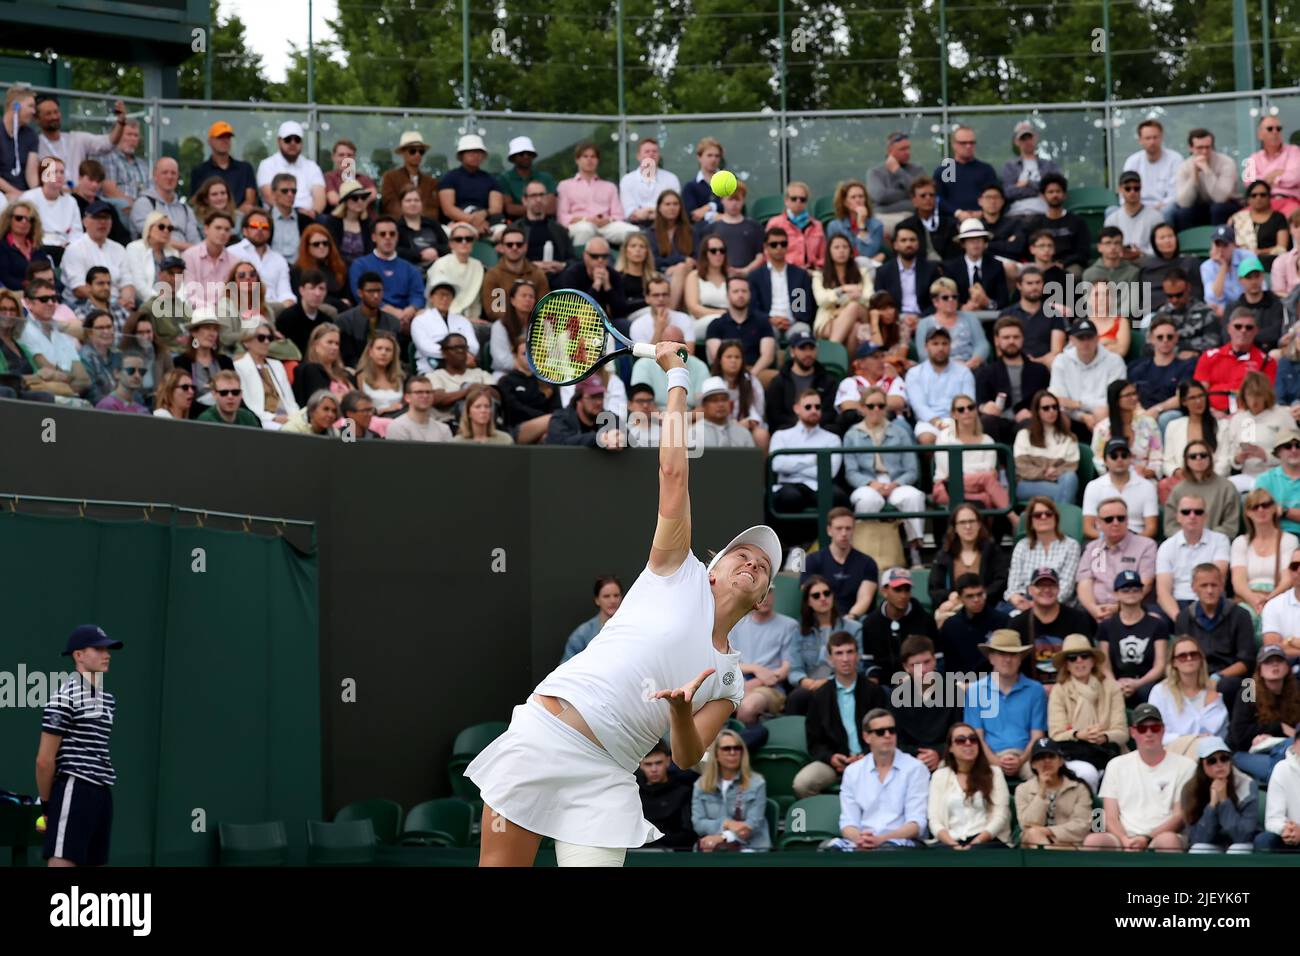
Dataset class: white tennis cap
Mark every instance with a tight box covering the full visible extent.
[707,525,782,589]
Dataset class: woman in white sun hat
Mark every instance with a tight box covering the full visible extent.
[469,341,781,867]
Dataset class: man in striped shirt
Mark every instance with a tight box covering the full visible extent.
[35,624,122,867]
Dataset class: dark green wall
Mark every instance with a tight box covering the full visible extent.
[0,401,763,820]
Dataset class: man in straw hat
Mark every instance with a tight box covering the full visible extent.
[963,628,1047,780]
[380,131,439,219]
[1084,702,1195,851]
[942,217,1009,310]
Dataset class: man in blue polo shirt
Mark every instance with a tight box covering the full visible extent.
[705,275,776,377]
[965,628,1047,781]
[36,624,123,867]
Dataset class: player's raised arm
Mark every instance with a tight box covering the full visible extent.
[648,341,692,575]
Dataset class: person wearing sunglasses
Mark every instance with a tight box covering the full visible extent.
[844,386,925,562]
[187,120,259,218]
[785,576,863,717]
[763,180,826,270]
[1141,225,1206,311]
[748,225,815,358]
[1171,128,1242,233]
[228,212,298,309]
[1095,569,1168,703]
[1224,371,1289,493]
[1047,633,1128,793]
[694,178,767,277]
[1243,116,1300,218]
[1157,482,1233,612]
[1084,702,1196,851]
[255,120,324,215]
[173,308,233,409]
[123,210,180,303]
[691,731,771,852]
[0,200,51,292]
[1229,645,1300,785]
[1149,268,1216,361]
[825,709,928,850]
[1127,318,1197,437]
[317,179,375,266]
[194,368,260,427]
[232,320,298,429]
[1148,637,1230,755]
[1103,170,1164,260]
[825,179,885,262]
[92,353,150,415]
[682,234,731,335]
[1180,735,1261,853]
[152,368,195,420]
[345,216,426,332]
[1200,224,1249,319]
[764,331,838,432]
[1012,388,1079,505]
[77,307,120,405]
[555,235,633,323]
[412,279,480,375]
[1090,381,1162,482]
[768,386,851,543]
[1005,499,1082,611]
[1228,255,1286,354]
[928,721,1012,849]
[128,157,199,250]
[380,131,439,219]
[1230,489,1298,625]
[1230,180,1290,270]
[931,392,1018,531]
[1016,738,1094,848]
[481,225,548,329]
[1162,440,1239,539]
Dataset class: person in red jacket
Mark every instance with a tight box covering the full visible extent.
[1194,306,1277,414]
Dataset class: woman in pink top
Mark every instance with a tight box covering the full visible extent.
[1269,209,1300,296]
[1243,117,1300,216]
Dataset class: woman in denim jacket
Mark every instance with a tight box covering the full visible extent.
[844,386,925,556]
[692,730,771,851]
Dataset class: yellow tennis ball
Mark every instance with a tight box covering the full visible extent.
[35,815,46,833]
[711,170,737,198]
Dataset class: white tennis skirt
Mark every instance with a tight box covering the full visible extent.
[465,697,663,849]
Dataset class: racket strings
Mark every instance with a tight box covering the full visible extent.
[529,293,607,383]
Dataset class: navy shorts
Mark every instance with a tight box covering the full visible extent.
[43,775,113,865]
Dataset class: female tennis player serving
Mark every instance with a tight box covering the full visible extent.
[468,340,781,867]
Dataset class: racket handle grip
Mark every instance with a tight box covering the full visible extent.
[631,342,690,363]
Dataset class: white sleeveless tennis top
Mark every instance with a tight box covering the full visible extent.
[535,551,744,774]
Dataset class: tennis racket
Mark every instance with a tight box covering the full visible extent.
[527,288,687,386]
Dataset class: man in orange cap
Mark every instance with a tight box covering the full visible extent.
[188,120,258,218]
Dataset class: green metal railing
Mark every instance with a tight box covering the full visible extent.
[766,441,1017,551]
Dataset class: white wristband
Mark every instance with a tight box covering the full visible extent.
[666,367,690,394]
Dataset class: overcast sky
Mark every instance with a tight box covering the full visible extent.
[221,0,338,83]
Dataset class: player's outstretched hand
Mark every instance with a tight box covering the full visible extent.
[653,668,715,712]
[655,340,687,373]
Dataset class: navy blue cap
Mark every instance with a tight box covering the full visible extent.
[855,342,882,359]
[62,624,123,656]
[84,200,114,218]
[1030,737,1064,760]
[1212,224,1235,244]
[1113,570,1143,591]
[158,255,185,272]
[788,331,815,349]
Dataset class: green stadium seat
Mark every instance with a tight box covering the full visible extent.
[812,195,837,224]
[773,572,802,619]
[1178,225,1215,256]
[766,798,780,839]
[1128,324,1146,361]
[448,721,508,799]
[816,339,849,379]
[778,794,841,850]
[760,715,808,755]
[218,821,289,866]
[334,797,404,845]
[306,819,379,865]
[401,798,473,848]
[471,240,499,267]
[1077,442,1096,488]
[1015,502,1082,541]
[725,718,746,734]
[751,194,785,222]
[751,753,806,805]
[910,567,931,611]
[1064,186,1114,213]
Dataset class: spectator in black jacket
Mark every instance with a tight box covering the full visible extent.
[974,315,1050,445]
[544,376,623,448]
[637,742,697,849]
[395,184,449,272]
[764,331,840,432]
[748,229,816,345]
[792,632,890,797]
[512,179,573,277]
[1028,173,1091,274]
[1229,645,1300,784]
[499,338,561,444]
[942,219,1011,311]
[977,182,1028,263]
[929,502,1011,616]
[861,567,939,680]
[1173,568,1256,716]
[937,574,1009,674]
[873,223,940,321]
[554,238,629,323]
[889,635,962,772]
[897,176,959,262]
